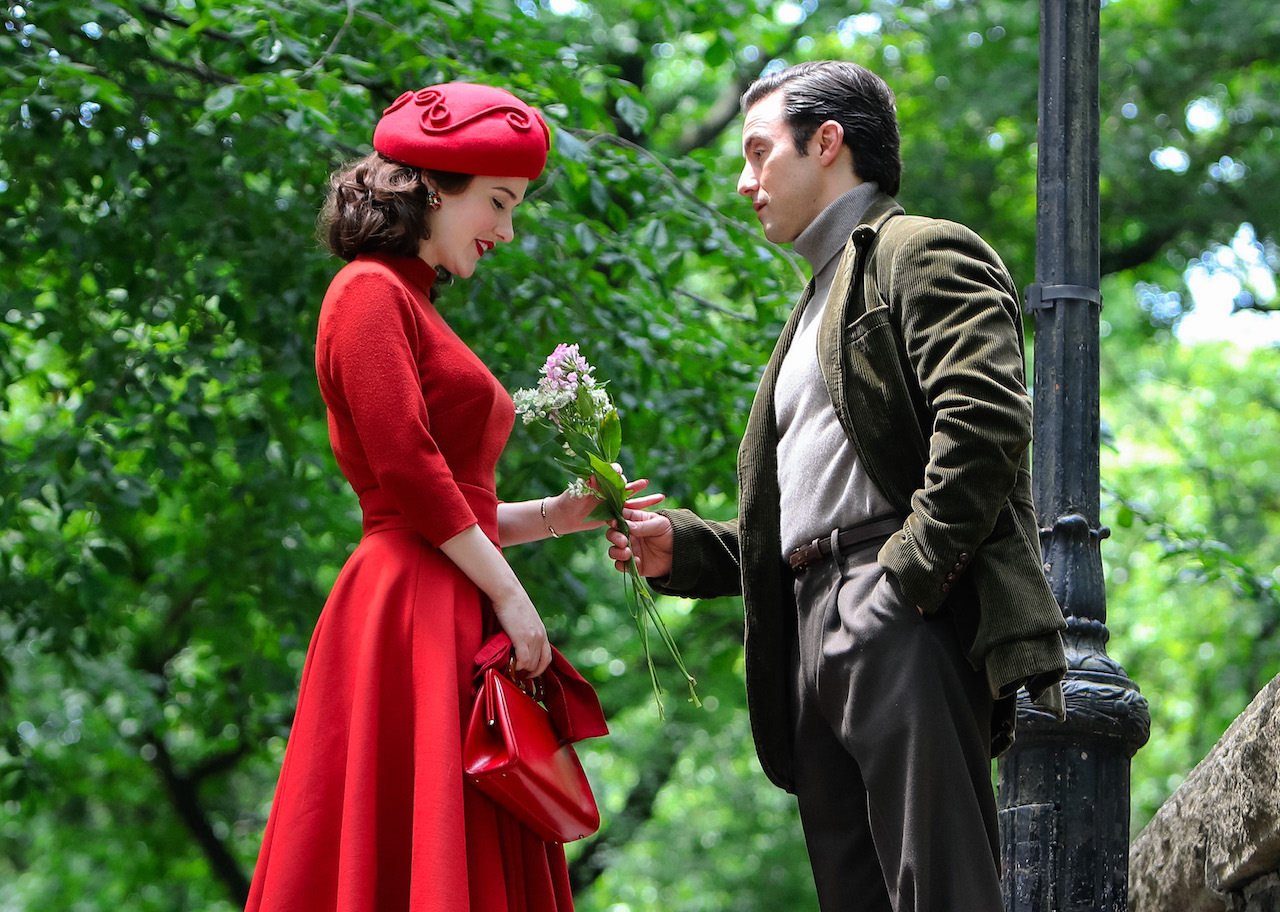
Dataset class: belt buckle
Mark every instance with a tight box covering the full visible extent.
[789,537,823,573]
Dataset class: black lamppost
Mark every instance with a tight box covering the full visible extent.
[996,2,1152,910]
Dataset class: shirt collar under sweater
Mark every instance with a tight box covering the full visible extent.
[792,181,880,292]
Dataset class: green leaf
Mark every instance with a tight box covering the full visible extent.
[89,542,132,575]
[588,451,627,506]
[575,382,595,416]
[600,409,622,463]
[205,86,238,113]
[705,34,731,68]
[562,426,600,463]
[553,455,590,477]
[556,130,589,163]
[615,92,651,136]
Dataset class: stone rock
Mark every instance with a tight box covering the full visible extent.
[1225,873,1280,912]
[1130,675,1280,912]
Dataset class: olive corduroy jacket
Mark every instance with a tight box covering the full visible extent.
[654,194,1067,793]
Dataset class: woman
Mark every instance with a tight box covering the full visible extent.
[244,82,655,912]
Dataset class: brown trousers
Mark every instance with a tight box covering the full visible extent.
[790,532,1002,912]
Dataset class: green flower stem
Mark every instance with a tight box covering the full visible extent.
[623,550,701,717]
[589,455,700,715]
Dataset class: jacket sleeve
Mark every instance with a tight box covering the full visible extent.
[876,221,1034,614]
[646,508,744,600]
[318,270,478,547]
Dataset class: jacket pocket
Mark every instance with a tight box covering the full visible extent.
[842,310,929,471]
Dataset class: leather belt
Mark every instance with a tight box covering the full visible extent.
[788,516,903,573]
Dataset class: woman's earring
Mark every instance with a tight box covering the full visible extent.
[425,186,442,210]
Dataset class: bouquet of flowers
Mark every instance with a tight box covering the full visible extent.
[513,343,699,716]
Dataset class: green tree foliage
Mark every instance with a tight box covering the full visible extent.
[1,0,1278,908]
[1097,286,1280,828]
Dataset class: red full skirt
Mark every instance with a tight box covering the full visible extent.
[245,529,575,912]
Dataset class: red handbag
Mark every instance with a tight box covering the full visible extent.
[463,635,608,843]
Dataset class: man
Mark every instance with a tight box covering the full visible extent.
[607,61,1067,911]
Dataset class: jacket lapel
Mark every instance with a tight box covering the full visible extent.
[816,196,904,396]
[759,279,816,400]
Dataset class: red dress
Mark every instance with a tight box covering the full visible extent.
[245,255,575,912]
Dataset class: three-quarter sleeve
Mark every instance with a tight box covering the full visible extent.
[317,270,478,547]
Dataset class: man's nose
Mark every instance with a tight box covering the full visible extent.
[737,165,757,197]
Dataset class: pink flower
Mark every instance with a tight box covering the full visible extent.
[540,343,595,396]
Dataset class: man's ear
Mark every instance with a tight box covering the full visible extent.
[815,119,846,166]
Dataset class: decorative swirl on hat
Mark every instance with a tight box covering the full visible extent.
[383,88,534,135]
[382,90,419,116]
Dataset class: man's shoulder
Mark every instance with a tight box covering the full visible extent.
[872,208,1006,274]
[878,210,984,247]
[853,204,1015,312]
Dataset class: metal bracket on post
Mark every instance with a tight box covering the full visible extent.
[1024,283,1103,313]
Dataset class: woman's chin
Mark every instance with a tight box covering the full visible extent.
[449,259,478,280]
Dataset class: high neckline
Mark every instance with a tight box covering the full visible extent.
[366,254,438,296]
[792,182,880,277]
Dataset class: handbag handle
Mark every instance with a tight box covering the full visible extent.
[505,656,546,701]
[473,632,608,743]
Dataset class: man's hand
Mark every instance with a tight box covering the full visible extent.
[605,508,674,578]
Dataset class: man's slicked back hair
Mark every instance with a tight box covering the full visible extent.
[742,61,902,197]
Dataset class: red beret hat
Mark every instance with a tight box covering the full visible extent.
[373,82,551,180]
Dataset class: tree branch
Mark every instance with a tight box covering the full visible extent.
[532,131,807,287]
[672,25,807,156]
[147,734,251,906]
[674,288,753,322]
[568,730,685,894]
[1100,220,1185,278]
[136,3,238,43]
[301,0,360,80]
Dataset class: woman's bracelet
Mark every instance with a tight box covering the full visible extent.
[540,496,561,539]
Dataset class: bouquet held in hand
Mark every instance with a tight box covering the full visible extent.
[513,344,699,715]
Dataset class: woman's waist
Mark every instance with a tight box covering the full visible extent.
[357,482,500,543]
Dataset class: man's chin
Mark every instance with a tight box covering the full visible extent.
[761,224,795,245]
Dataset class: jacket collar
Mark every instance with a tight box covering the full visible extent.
[821,193,905,321]
[850,193,906,249]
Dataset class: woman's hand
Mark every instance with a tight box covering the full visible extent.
[491,589,552,677]
[605,507,674,578]
[549,476,665,536]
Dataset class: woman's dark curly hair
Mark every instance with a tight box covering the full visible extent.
[319,152,473,261]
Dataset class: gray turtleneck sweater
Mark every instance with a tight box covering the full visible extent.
[776,182,897,557]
